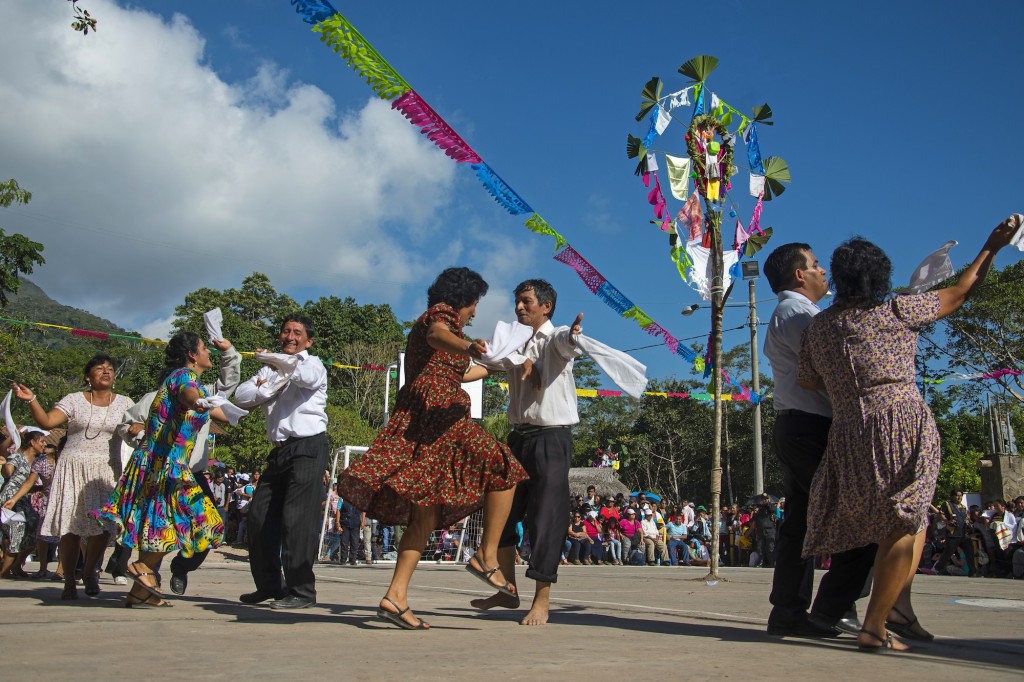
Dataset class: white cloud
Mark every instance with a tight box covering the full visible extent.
[0,1,458,330]
[136,314,176,342]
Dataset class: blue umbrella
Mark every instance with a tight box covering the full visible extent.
[630,491,662,502]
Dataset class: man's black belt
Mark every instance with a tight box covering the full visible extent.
[512,424,571,434]
[272,433,324,448]
[775,409,829,417]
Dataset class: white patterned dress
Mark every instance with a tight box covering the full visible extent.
[39,392,134,538]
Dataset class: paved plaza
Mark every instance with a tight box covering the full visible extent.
[1,548,1021,680]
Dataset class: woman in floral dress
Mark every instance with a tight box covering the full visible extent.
[339,267,528,629]
[798,215,1020,652]
[0,430,47,577]
[96,332,227,607]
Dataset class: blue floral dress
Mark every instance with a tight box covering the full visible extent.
[96,368,223,557]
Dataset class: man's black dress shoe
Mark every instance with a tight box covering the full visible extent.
[240,590,286,604]
[169,573,187,596]
[767,619,841,638]
[270,595,315,610]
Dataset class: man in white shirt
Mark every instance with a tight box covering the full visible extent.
[114,336,240,594]
[235,314,329,610]
[641,509,669,565]
[470,279,583,626]
[762,243,875,638]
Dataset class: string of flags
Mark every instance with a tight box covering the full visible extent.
[287,1,763,401]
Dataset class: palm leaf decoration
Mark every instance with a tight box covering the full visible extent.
[761,156,791,200]
[635,77,663,122]
[744,226,774,257]
[625,134,649,175]
[677,55,719,83]
[751,103,774,126]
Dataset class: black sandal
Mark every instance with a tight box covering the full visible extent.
[886,606,934,642]
[376,596,428,630]
[126,563,162,600]
[60,585,78,601]
[858,628,906,653]
[465,555,516,597]
[125,591,173,608]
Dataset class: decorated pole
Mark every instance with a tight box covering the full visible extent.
[626,54,791,581]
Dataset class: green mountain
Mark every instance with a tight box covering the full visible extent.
[1,278,130,348]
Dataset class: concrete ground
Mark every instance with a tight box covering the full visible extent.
[1,548,1022,680]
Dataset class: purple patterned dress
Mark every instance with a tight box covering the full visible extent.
[798,292,941,557]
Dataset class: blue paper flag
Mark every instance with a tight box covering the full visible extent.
[291,0,339,24]
[596,281,634,315]
[472,163,533,215]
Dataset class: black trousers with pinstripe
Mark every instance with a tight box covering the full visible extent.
[246,433,329,602]
[499,427,572,584]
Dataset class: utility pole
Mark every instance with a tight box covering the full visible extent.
[742,262,763,495]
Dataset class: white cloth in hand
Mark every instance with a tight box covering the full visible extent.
[1,391,20,452]
[195,392,249,426]
[255,352,300,395]
[574,335,649,399]
[479,320,535,364]
[1011,213,1024,252]
[906,240,958,294]
[204,308,225,342]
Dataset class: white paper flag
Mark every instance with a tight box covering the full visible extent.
[645,152,659,172]
[2,390,20,452]
[906,240,958,294]
[204,308,224,342]
[666,87,691,110]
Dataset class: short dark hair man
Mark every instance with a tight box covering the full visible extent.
[470,278,583,625]
[235,314,329,609]
[763,242,876,637]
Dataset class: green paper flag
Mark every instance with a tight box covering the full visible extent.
[524,214,568,252]
[622,306,655,329]
[314,15,411,100]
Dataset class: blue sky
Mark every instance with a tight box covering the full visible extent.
[2,1,1022,388]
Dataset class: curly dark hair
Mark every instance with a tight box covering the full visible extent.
[426,267,489,310]
[83,354,115,381]
[763,242,812,294]
[829,237,891,310]
[162,331,202,382]
[514,278,557,318]
[20,430,47,451]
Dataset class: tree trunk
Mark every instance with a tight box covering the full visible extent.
[706,207,725,581]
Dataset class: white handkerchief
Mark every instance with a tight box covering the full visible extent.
[654,105,672,134]
[0,507,26,524]
[573,335,648,399]
[749,173,766,198]
[204,308,224,342]
[646,152,659,172]
[1,390,20,452]
[195,392,249,426]
[666,87,691,110]
[479,321,535,364]
[1011,213,1024,252]
[255,352,300,395]
[906,240,958,294]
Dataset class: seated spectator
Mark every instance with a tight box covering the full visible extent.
[641,509,669,566]
[605,517,623,565]
[665,512,690,566]
[687,537,711,567]
[582,511,606,565]
[567,512,589,565]
[584,486,597,508]
[599,498,620,522]
[619,508,642,565]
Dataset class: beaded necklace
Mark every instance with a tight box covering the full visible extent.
[83,390,115,441]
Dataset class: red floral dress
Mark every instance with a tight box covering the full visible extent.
[338,303,527,527]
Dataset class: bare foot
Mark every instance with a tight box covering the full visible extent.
[520,606,549,626]
[470,592,521,610]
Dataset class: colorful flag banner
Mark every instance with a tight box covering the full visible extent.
[392,90,482,163]
[524,214,568,252]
